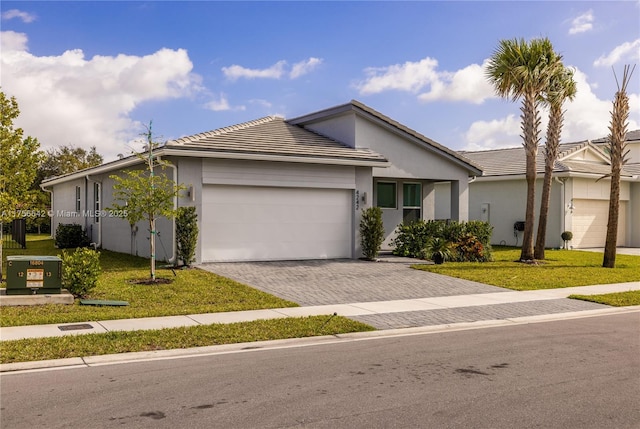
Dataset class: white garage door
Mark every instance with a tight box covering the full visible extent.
[202,185,353,262]
[572,199,627,248]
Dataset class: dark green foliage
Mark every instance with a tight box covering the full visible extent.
[392,220,443,257]
[561,231,573,241]
[422,237,453,264]
[176,206,198,267]
[55,224,90,249]
[60,247,101,298]
[393,220,493,262]
[360,207,385,260]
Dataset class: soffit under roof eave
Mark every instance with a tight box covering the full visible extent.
[160,148,390,167]
[473,171,635,182]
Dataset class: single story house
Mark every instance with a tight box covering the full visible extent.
[41,100,482,263]
[435,130,640,249]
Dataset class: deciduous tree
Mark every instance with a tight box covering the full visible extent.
[109,123,184,280]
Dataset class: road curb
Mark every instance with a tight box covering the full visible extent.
[2,306,638,374]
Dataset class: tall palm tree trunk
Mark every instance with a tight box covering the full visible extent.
[535,104,563,260]
[520,93,540,261]
[603,66,633,268]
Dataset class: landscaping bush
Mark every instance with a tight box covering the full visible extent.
[360,207,385,260]
[60,247,101,298]
[55,224,90,249]
[176,206,198,267]
[392,219,493,262]
[392,220,444,257]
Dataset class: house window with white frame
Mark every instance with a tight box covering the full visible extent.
[403,183,421,224]
[376,181,396,209]
[75,186,81,212]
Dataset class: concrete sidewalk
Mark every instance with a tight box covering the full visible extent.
[2,281,638,342]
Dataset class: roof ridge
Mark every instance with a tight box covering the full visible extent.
[169,116,282,145]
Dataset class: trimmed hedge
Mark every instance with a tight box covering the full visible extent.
[55,223,90,249]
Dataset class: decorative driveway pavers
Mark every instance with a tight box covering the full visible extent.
[201,259,507,306]
[350,299,609,329]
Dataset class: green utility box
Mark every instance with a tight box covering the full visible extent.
[5,256,63,295]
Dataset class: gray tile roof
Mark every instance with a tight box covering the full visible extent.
[591,129,640,144]
[167,116,388,164]
[462,138,635,178]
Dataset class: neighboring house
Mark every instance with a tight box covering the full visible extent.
[41,100,481,263]
[435,131,640,249]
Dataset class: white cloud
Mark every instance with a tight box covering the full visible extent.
[222,57,322,81]
[222,60,286,81]
[204,93,245,111]
[290,57,323,79]
[462,114,522,151]
[249,99,273,108]
[462,67,640,151]
[1,30,28,51]
[568,10,594,35]
[1,31,201,161]
[419,60,495,104]
[356,57,494,104]
[1,9,36,23]
[593,39,640,67]
[356,57,439,94]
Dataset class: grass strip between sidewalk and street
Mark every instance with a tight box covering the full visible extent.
[0,316,375,364]
[412,246,640,291]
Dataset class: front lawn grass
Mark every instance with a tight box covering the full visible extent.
[412,246,640,290]
[569,290,640,307]
[0,316,375,364]
[1,237,298,327]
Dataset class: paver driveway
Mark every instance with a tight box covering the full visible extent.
[200,259,507,306]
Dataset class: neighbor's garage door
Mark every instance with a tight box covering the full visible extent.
[201,185,353,262]
[572,199,626,248]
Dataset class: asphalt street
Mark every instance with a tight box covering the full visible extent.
[1,312,639,429]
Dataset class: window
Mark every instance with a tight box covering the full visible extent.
[376,182,396,208]
[403,183,422,224]
[94,183,100,223]
[75,186,81,212]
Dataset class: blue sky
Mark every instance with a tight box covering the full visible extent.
[2,1,639,161]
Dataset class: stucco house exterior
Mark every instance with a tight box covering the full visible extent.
[41,101,482,263]
[435,131,640,249]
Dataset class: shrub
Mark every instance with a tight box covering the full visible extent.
[422,237,453,264]
[55,223,90,249]
[176,206,199,267]
[392,220,444,257]
[360,207,385,260]
[392,219,494,261]
[452,233,486,262]
[60,247,101,298]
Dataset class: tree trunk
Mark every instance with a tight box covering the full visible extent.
[603,178,619,268]
[535,104,562,260]
[150,218,156,280]
[520,93,540,261]
[534,163,553,260]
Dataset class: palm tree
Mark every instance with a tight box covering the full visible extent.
[486,37,564,261]
[603,65,635,268]
[534,67,577,260]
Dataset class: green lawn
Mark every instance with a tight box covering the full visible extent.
[0,316,374,364]
[412,246,640,291]
[1,236,299,327]
[570,290,640,307]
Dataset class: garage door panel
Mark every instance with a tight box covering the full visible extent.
[202,185,352,262]
[572,199,626,248]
